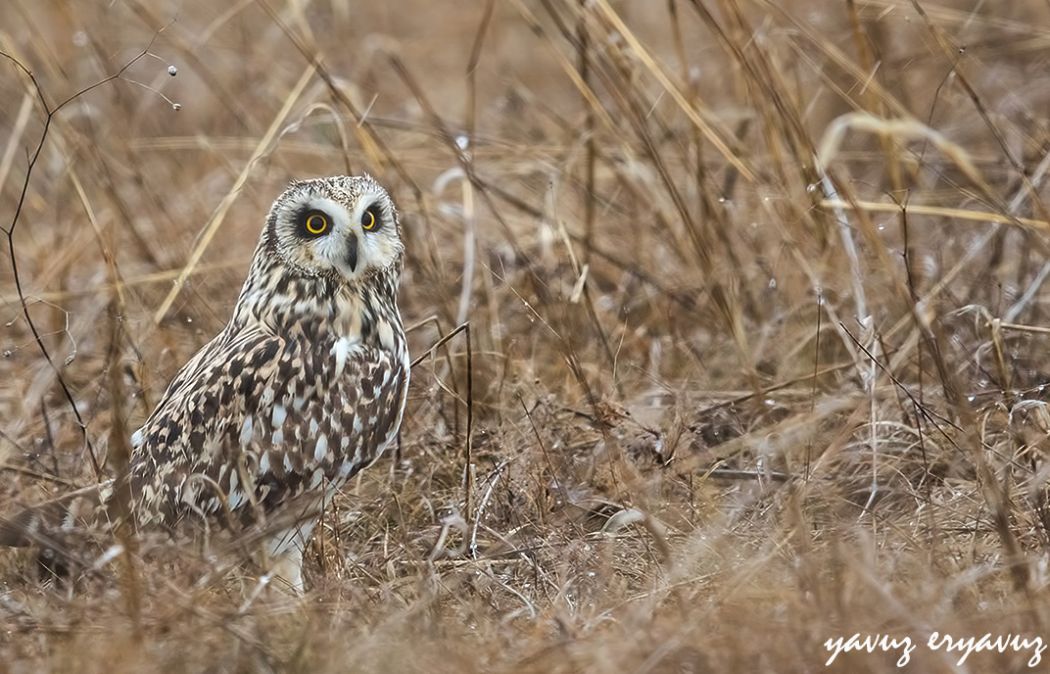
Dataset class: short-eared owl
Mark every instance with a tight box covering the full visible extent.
[1,176,410,592]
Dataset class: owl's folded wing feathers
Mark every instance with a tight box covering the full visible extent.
[129,326,289,527]
[130,323,406,531]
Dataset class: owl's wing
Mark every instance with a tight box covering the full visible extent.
[129,325,407,531]
[129,326,290,527]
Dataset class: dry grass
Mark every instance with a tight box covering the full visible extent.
[3,0,1050,671]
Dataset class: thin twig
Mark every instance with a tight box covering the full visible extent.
[0,34,168,481]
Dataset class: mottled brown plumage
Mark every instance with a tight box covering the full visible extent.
[2,175,410,591]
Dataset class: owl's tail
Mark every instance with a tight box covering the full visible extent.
[0,482,113,572]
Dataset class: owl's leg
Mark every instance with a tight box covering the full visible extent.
[263,520,316,594]
[268,546,305,594]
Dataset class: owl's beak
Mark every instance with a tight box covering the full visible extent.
[346,234,359,271]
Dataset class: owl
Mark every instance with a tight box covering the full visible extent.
[1,175,410,593]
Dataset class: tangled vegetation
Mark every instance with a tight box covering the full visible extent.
[3,1,1050,671]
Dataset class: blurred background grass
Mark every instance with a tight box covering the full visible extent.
[3,0,1050,672]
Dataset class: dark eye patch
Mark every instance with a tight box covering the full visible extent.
[361,203,384,232]
[297,208,331,237]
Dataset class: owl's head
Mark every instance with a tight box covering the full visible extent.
[264,175,403,283]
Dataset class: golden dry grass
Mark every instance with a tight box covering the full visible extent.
[3,0,1050,671]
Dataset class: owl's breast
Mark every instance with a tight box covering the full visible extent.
[248,334,407,511]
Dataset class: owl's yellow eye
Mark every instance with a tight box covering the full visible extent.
[361,208,377,231]
[304,212,328,235]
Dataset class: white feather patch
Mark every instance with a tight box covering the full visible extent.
[239,417,254,447]
[377,320,395,351]
[180,484,199,506]
[314,434,328,462]
[331,336,358,377]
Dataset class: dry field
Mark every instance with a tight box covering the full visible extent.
[2,0,1050,672]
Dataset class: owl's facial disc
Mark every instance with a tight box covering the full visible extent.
[271,178,402,282]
